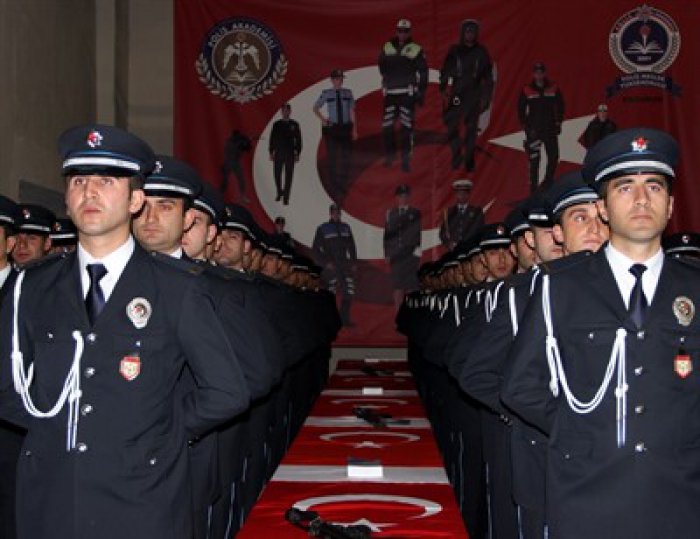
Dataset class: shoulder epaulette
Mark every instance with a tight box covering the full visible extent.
[668,253,700,271]
[539,250,592,275]
[150,252,204,276]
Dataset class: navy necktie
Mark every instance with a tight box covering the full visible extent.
[628,263,647,328]
[86,263,108,325]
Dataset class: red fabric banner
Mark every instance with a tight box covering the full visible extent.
[175,1,698,346]
[237,480,467,537]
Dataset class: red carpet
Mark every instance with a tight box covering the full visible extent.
[238,356,468,537]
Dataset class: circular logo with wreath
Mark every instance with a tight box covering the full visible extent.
[196,17,287,104]
[609,4,680,74]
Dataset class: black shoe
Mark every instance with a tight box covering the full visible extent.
[465,159,475,173]
[275,193,282,202]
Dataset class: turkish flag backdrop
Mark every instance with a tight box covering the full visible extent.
[175,1,699,345]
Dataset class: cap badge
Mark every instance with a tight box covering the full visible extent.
[631,137,648,152]
[87,130,103,148]
[497,225,505,235]
[22,209,30,219]
[53,222,62,232]
[153,160,163,174]
[119,356,141,381]
[675,353,693,379]
[682,235,690,244]
[126,298,152,329]
[673,296,694,327]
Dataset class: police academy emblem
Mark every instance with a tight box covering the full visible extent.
[673,296,694,327]
[607,4,681,97]
[196,17,288,104]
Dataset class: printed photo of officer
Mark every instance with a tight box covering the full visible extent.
[269,103,302,206]
[439,179,485,249]
[312,204,358,327]
[439,19,493,172]
[221,128,252,203]
[581,103,617,149]
[518,62,565,193]
[313,69,357,200]
[383,184,421,309]
[379,19,428,173]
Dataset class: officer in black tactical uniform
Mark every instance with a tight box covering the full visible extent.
[312,203,358,327]
[440,19,494,172]
[221,129,252,203]
[379,19,428,173]
[518,62,564,193]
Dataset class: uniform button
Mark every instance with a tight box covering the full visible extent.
[588,332,595,340]
[47,332,54,340]
[86,333,97,343]
[635,405,645,414]
[530,440,537,446]
[24,450,32,457]
[84,367,96,378]
[77,443,88,453]
[564,453,571,460]
[81,404,93,416]
[634,366,644,376]
[149,457,157,466]
[635,442,646,453]
[637,331,645,340]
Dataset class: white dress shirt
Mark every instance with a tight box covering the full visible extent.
[605,242,664,308]
[78,236,135,302]
[0,264,11,289]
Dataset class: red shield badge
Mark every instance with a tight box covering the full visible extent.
[675,354,693,379]
[120,356,141,381]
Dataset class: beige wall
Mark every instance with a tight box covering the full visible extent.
[1,0,174,210]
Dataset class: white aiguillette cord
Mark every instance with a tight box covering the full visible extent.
[542,274,629,448]
[11,271,85,451]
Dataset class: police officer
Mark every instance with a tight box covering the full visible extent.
[503,128,700,538]
[312,203,358,327]
[581,104,617,149]
[384,184,421,309]
[221,129,252,203]
[518,62,565,193]
[49,218,78,254]
[11,204,55,267]
[379,19,428,173]
[664,231,700,259]
[0,196,18,292]
[213,203,256,272]
[182,181,225,262]
[272,216,294,249]
[0,195,20,539]
[0,125,250,539]
[313,70,357,198]
[269,103,302,205]
[439,179,485,249]
[440,19,494,172]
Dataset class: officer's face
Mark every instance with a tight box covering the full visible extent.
[182,208,217,260]
[281,106,291,119]
[455,190,470,204]
[331,76,344,89]
[261,253,281,277]
[397,28,410,43]
[599,173,672,249]
[66,175,144,249]
[215,229,249,269]
[481,247,515,280]
[533,69,546,84]
[12,232,51,266]
[528,227,563,263]
[132,196,194,255]
[510,235,537,272]
[0,227,16,267]
[469,255,488,283]
[462,28,476,45]
[554,202,608,255]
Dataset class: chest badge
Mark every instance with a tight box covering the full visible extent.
[675,352,693,379]
[120,356,141,381]
[673,296,695,327]
[127,298,152,329]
